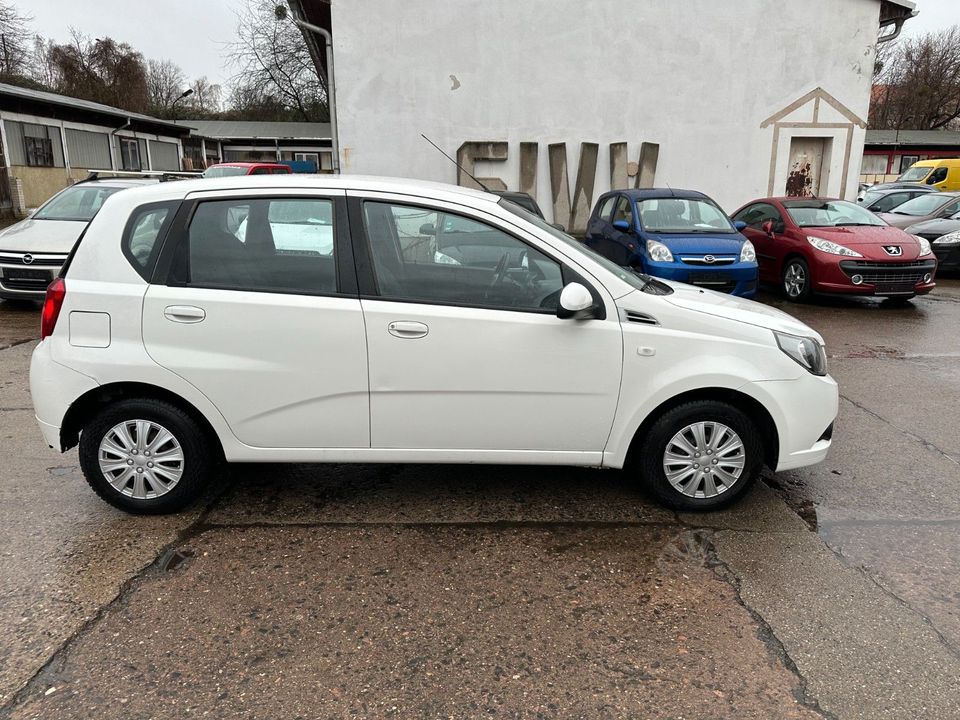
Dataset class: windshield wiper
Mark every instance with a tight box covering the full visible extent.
[627,267,650,289]
[834,222,879,226]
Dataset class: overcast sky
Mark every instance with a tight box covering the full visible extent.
[20,0,960,90]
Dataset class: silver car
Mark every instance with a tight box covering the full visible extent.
[876,191,960,230]
[0,177,157,301]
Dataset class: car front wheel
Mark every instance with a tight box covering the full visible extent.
[782,257,812,301]
[633,400,763,510]
[78,398,213,514]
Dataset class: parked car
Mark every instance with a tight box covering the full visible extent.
[875,191,960,229]
[857,181,933,202]
[858,185,938,213]
[491,190,565,231]
[906,214,960,273]
[897,158,960,192]
[732,197,937,301]
[0,176,157,301]
[584,189,758,297]
[203,162,292,178]
[30,175,837,514]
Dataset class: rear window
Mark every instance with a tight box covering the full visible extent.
[122,202,179,280]
[203,166,249,178]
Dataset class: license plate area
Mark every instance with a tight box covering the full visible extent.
[5,268,53,281]
[691,272,727,284]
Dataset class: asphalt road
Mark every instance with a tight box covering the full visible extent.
[1,281,959,719]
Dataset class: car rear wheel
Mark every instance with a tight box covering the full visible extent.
[78,399,213,514]
[782,258,812,302]
[632,400,763,510]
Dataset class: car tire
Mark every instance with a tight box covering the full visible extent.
[632,400,763,511]
[78,398,213,515]
[782,257,812,302]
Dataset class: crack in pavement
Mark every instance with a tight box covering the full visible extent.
[840,393,960,467]
[0,339,34,353]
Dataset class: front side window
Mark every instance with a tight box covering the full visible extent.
[34,185,123,222]
[637,198,736,233]
[173,197,337,295]
[871,193,908,213]
[929,167,948,184]
[363,201,564,312]
[612,196,634,226]
[734,203,782,229]
[783,199,886,227]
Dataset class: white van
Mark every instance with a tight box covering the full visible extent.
[30,175,838,514]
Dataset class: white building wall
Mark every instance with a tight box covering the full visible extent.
[332,0,881,222]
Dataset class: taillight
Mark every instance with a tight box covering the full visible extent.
[40,278,66,340]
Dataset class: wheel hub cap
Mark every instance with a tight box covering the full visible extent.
[662,421,745,499]
[98,420,185,499]
[785,264,805,297]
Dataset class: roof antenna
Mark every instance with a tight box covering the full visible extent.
[421,134,490,192]
[663,181,675,197]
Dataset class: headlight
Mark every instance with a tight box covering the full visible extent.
[774,331,827,376]
[739,239,756,263]
[647,239,674,262]
[913,235,933,257]
[807,236,863,257]
[933,230,960,246]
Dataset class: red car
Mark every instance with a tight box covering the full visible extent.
[731,197,937,301]
[202,162,292,178]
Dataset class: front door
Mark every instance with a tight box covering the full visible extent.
[735,202,785,284]
[352,196,623,454]
[142,191,370,448]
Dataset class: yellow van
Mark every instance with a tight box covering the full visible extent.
[897,158,960,191]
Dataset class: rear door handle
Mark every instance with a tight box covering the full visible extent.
[388,321,428,339]
[163,305,206,323]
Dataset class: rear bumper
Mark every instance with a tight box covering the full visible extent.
[30,339,98,450]
[641,259,758,297]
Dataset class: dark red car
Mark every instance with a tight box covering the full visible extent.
[202,162,292,178]
[731,197,937,301]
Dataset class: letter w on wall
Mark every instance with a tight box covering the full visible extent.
[549,143,599,236]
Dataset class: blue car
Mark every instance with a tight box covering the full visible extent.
[585,189,758,297]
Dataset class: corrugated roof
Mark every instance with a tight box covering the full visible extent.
[178,119,331,140]
[0,82,183,130]
[866,130,960,147]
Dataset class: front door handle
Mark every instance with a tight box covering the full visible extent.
[163,305,206,323]
[388,321,428,339]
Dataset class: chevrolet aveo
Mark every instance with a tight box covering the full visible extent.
[30,176,838,514]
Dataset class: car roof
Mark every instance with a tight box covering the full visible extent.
[865,185,937,195]
[71,178,159,189]
[614,188,710,201]
[93,174,499,206]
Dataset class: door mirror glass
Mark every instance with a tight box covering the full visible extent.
[733,220,747,231]
[557,282,595,319]
[762,220,775,236]
[612,219,631,232]
[418,222,436,235]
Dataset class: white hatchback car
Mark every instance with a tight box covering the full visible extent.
[0,177,157,301]
[30,175,838,514]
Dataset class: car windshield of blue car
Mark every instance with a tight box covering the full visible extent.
[783,199,886,227]
[33,185,123,222]
[636,198,736,234]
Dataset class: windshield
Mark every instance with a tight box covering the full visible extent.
[33,185,123,222]
[203,166,249,178]
[898,166,932,183]
[783,199,886,227]
[497,198,671,295]
[889,194,950,216]
[636,197,736,234]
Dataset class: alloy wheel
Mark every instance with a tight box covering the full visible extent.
[98,419,185,499]
[662,421,746,499]
[784,263,806,298]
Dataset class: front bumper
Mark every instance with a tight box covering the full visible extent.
[932,244,960,272]
[638,258,759,297]
[0,251,67,300]
[814,258,938,296]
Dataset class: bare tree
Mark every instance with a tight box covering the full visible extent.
[147,58,188,115]
[226,0,327,122]
[871,26,960,130]
[187,76,222,115]
[0,1,32,78]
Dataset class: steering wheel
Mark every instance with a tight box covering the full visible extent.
[484,252,511,300]
[518,249,545,282]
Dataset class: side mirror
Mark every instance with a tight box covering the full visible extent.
[612,219,631,232]
[419,223,436,235]
[557,282,596,319]
[733,220,747,231]
[761,220,775,237]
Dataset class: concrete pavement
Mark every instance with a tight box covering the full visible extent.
[1,281,959,718]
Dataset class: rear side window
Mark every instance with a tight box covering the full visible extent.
[170,197,337,295]
[122,201,179,280]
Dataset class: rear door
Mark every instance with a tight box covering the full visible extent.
[142,189,370,449]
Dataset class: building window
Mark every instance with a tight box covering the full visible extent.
[24,136,54,167]
[899,155,919,174]
[119,138,141,170]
